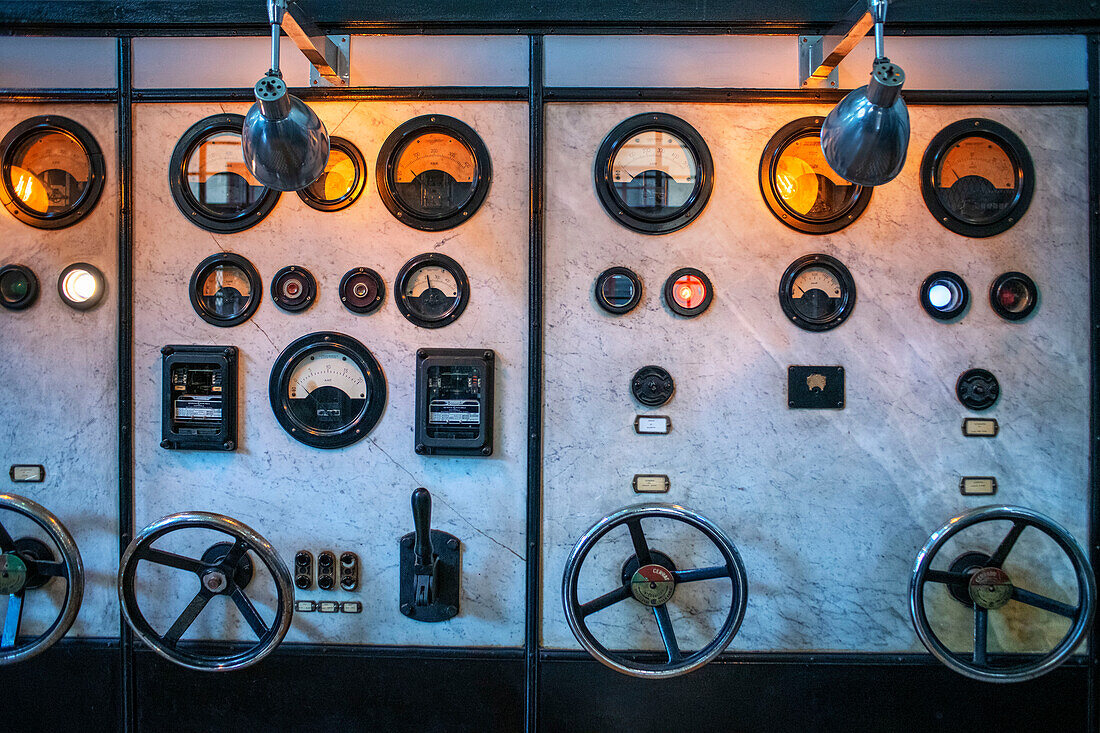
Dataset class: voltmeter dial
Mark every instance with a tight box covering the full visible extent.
[395,253,469,328]
[779,254,856,331]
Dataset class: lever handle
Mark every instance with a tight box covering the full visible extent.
[411,488,434,567]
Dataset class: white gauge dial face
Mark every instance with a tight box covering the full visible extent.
[611,130,697,184]
[792,267,842,299]
[287,350,367,400]
[404,265,458,299]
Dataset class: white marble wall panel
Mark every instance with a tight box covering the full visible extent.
[131,102,528,646]
[541,103,1090,654]
[0,104,119,638]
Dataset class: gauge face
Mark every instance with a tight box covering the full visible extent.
[663,267,713,317]
[594,267,642,315]
[189,253,261,327]
[395,253,469,328]
[595,113,713,234]
[920,271,969,321]
[298,137,366,212]
[779,254,856,331]
[377,115,491,231]
[0,264,38,310]
[921,119,1033,237]
[989,271,1038,321]
[270,332,387,449]
[761,118,871,234]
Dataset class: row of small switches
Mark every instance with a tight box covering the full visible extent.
[295,550,360,591]
[295,600,362,613]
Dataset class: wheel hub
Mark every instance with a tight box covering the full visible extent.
[629,564,676,607]
[968,567,1013,610]
[201,569,228,594]
[0,553,27,594]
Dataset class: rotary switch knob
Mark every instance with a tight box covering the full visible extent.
[632,366,675,408]
[956,368,1000,411]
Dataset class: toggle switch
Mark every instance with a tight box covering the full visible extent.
[399,488,460,622]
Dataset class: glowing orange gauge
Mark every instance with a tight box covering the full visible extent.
[663,268,713,317]
[938,137,1015,190]
[394,133,476,184]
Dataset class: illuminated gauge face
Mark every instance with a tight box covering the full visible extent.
[377,116,492,231]
[594,267,642,315]
[0,264,38,310]
[395,253,469,328]
[298,137,366,212]
[663,268,713,318]
[595,114,713,234]
[270,332,387,449]
[270,265,316,313]
[779,254,856,331]
[921,119,1033,237]
[760,118,872,235]
[1,116,105,229]
[188,253,262,327]
[989,271,1038,321]
[920,271,970,321]
[57,262,105,311]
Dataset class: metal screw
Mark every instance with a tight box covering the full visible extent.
[447,539,458,550]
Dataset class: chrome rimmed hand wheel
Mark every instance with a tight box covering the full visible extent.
[562,503,748,678]
[119,512,293,671]
[909,505,1095,683]
[0,494,84,665]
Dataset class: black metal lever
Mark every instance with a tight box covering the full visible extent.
[399,487,461,623]
[411,488,436,606]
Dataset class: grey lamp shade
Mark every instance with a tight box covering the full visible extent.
[242,74,330,192]
[820,59,910,187]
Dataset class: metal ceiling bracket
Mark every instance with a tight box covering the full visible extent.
[799,0,876,88]
[283,1,350,87]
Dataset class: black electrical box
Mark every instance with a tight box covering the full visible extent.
[415,348,494,456]
[161,345,238,451]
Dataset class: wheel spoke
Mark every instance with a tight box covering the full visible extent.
[139,547,204,574]
[219,540,249,574]
[163,590,212,647]
[973,607,988,666]
[652,604,682,664]
[923,569,971,585]
[33,560,67,579]
[1,593,24,649]
[988,521,1026,568]
[578,585,632,618]
[1011,587,1078,618]
[230,587,269,639]
[672,565,731,583]
[0,522,14,553]
[626,519,652,566]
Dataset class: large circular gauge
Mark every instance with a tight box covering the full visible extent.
[270,332,387,449]
[376,115,491,231]
[779,254,856,331]
[297,136,366,213]
[920,119,1034,237]
[760,117,872,234]
[594,113,713,234]
[0,264,38,310]
[189,252,261,327]
[395,253,469,328]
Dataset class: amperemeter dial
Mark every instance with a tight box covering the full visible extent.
[779,254,856,331]
[270,332,387,449]
[189,252,261,327]
[395,253,469,329]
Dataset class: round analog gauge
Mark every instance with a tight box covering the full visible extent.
[297,136,366,212]
[921,119,1034,237]
[663,267,713,318]
[339,267,385,315]
[920,271,969,321]
[189,252,262,327]
[1,115,105,230]
[270,265,316,313]
[989,271,1038,321]
[594,113,713,234]
[270,331,387,449]
[594,267,642,315]
[377,115,491,231]
[760,117,872,234]
[779,254,856,331]
[395,253,469,328]
[0,264,39,310]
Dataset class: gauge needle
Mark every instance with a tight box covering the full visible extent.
[794,285,805,296]
[426,274,432,291]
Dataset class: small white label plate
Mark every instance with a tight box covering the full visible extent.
[634,416,671,435]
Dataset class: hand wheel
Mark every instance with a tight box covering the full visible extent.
[0,493,84,665]
[562,503,748,678]
[119,512,293,671]
[909,505,1095,683]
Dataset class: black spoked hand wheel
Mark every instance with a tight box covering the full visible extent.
[909,505,1095,683]
[119,512,293,671]
[0,493,84,665]
[562,503,748,678]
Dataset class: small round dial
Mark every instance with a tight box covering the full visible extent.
[339,267,384,315]
[395,253,469,328]
[189,252,261,327]
[779,254,856,332]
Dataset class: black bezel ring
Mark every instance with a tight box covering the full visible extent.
[297,136,367,213]
[919,270,970,322]
[188,252,262,328]
[662,267,713,318]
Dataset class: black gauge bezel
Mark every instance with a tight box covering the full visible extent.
[956,368,1000,411]
[779,253,857,332]
[57,262,106,311]
[269,331,387,449]
[989,271,1038,322]
[594,113,714,235]
[759,116,872,235]
[188,252,262,327]
[339,267,385,315]
[169,113,280,234]
[594,266,642,315]
[376,115,492,231]
[395,252,470,329]
[270,265,316,313]
[296,136,367,213]
[0,264,39,310]
[920,119,1034,238]
[0,115,106,230]
[662,267,714,318]
[919,270,970,322]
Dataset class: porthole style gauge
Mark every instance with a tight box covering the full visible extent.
[920,119,1034,238]
[594,267,642,315]
[989,271,1038,321]
[395,253,469,328]
[594,113,713,234]
[270,332,387,449]
[0,264,38,310]
[189,252,262,327]
[663,267,713,318]
[270,265,316,313]
[376,115,491,231]
[779,254,856,331]
[760,117,872,235]
[919,271,969,321]
[339,267,385,314]
[297,136,366,212]
[57,262,105,311]
[0,116,105,230]
[169,114,280,233]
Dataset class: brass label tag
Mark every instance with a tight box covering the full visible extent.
[960,477,997,495]
[633,475,670,493]
[962,418,998,437]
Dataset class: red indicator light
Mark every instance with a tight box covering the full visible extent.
[672,275,706,308]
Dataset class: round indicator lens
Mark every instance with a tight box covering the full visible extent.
[919,271,969,321]
[297,137,366,212]
[339,267,384,315]
[779,254,856,331]
[57,262,105,311]
[989,271,1038,321]
[594,267,642,315]
[663,267,713,318]
[0,264,38,310]
[395,253,469,328]
[271,265,316,313]
[189,252,261,327]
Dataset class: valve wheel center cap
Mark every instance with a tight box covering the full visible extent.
[0,553,28,594]
[968,567,1013,610]
[202,570,229,594]
[630,564,676,607]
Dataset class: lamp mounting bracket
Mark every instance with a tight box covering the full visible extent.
[799,0,877,88]
[282,1,350,87]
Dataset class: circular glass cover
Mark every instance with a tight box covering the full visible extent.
[57,262,105,311]
[920,271,969,321]
[662,267,713,318]
[779,254,856,331]
[298,137,366,212]
[286,350,368,434]
[594,267,641,315]
[186,132,266,218]
[395,253,469,328]
[393,132,477,218]
[610,130,699,219]
[189,253,261,327]
[990,271,1038,321]
[0,264,38,310]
